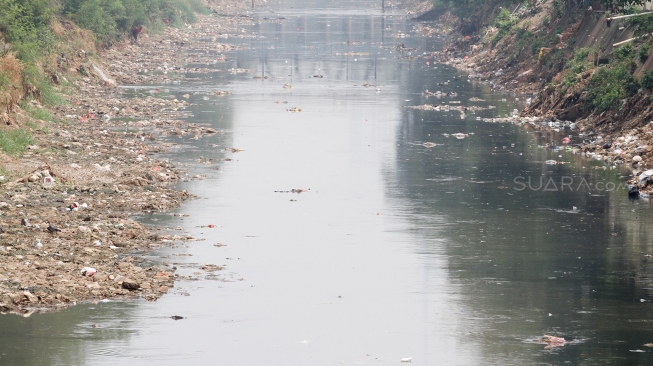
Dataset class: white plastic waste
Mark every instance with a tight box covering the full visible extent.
[81,267,97,277]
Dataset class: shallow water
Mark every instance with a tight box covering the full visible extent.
[3,1,653,365]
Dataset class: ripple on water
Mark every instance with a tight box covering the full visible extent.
[91,347,195,360]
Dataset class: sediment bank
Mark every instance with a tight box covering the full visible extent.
[413,0,653,193]
[0,1,257,315]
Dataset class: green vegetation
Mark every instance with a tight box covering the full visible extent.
[492,8,519,46]
[0,71,11,89]
[0,128,33,155]
[641,70,653,90]
[638,43,650,64]
[0,0,55,62]
[577,37,653,112]
[0,0,212,150]
[586,65,636,112]
[22,101,59,125]
[22,65,66,106]
[614,43,634,63]
[60,0,211,41]
[562,48,593,89]
[601,0,648,12]
[431,0,522,19]
[552,0,564,19]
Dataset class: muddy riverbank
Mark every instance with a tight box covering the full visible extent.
[0,1,258,314]
[412,0,653,195]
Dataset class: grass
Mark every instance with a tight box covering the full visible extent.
[0,128,34,155]
[22,102,58,122]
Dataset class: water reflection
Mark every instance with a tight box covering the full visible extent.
[388,29,653,364]
[2,1,653,365]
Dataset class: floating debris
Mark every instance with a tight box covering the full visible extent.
[532,335,566,349]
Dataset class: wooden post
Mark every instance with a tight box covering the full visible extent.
[382,0,385,11]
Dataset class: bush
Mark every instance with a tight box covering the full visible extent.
[0,0,54,62]
[553,0,564,19]
[639,43,651,64]
[586,65,636,112]
[641,70,653,90]
[614,43,635,63]
[492,8,519,46]
[60,0,211,41]
[563,48,593,89]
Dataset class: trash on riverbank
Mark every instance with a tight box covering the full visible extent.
[404,104,487,113]
[0,6,257,314]
[201,264,224,272]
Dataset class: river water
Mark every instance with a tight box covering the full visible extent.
[3,1,653,365]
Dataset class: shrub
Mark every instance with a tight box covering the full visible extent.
[553,0,564,19]
[639,43,651,64]
[492,8,519,46]
[641,70,653,90]
[614,43,635,63]
[563,48,593,89]
[586,65,636,112]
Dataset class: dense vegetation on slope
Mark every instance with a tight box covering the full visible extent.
[430,0,653,123]
[0,0,211,154]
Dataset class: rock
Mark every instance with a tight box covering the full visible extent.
[12,195,27,202]
[121,280,140,291]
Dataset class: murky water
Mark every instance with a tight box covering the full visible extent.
[4,1,653,365]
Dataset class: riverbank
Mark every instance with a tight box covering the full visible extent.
[0,1,258,315]
[414,0,653,194]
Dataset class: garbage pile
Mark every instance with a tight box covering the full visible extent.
[1,9,253,314]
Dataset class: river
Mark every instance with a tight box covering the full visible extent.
[2,1,653,365]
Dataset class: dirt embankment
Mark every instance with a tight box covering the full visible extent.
[415,0,653,192]
[0,1,257,315]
